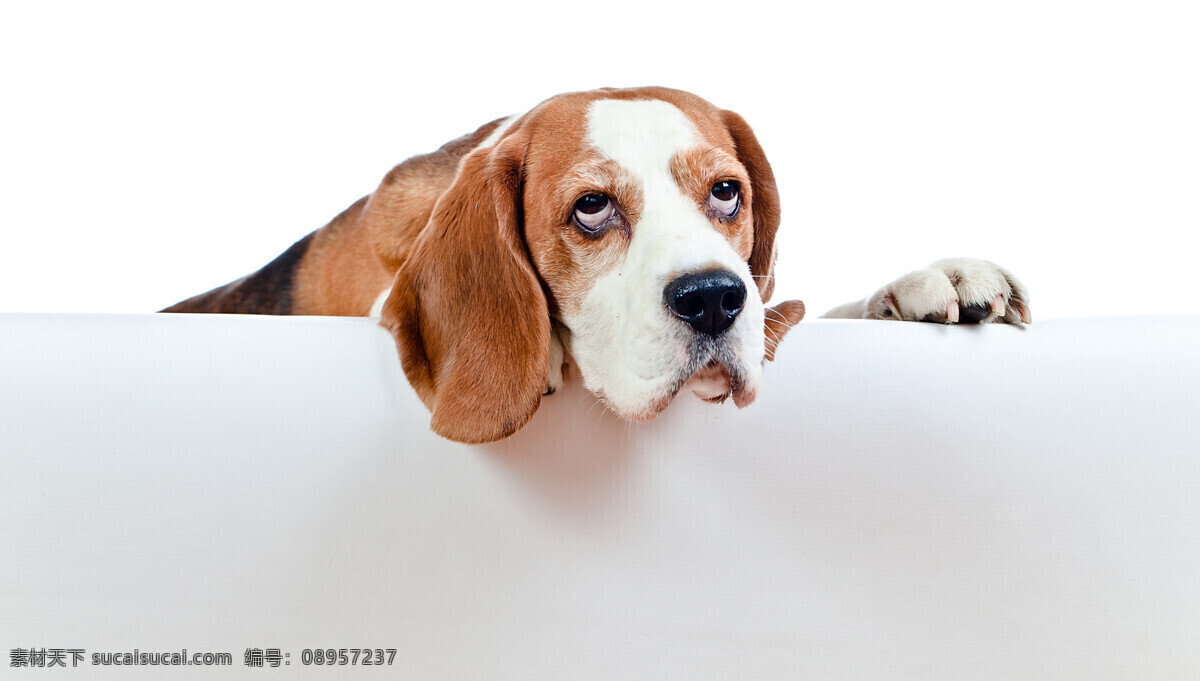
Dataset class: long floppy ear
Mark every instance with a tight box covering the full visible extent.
[722,109,782,303]
[380,134,550,444]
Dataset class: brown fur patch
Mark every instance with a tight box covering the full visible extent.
[669,146,754,259]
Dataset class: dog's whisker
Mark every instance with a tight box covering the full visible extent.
[585,397,606,422]
[763,309,796,330]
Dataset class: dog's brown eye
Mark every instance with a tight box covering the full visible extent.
[573,193,615,231]
[709,181,740,217]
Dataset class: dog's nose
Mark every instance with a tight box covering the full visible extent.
[663,270,747,336]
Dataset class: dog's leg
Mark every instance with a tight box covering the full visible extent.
[823,258,1031,324]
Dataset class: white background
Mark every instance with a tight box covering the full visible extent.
[1,0,1197,319]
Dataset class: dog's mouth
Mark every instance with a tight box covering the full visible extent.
[685,360,737,403]
[603,342,759,422]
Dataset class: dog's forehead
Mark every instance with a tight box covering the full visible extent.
[583,99,701,177]
[519,89,733,175]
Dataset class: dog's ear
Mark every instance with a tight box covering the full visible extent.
[764,300,806,361]
[380,134,550,444]
[722,109,781,303]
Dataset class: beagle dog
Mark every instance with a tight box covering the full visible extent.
[163,87,1029,443]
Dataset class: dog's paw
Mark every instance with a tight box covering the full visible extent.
[865,258,1031,324]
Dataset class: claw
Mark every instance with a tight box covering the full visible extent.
[991,294,1006,318]
[1017,301,1032,324]
[883,292,902,320]
[945,299,959,324]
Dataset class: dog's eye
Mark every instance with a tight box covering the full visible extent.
[573,194,615,231]
[708,181,740,217]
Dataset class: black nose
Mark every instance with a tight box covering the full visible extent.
[663,270,747,336]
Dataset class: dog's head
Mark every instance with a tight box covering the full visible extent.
[381,87,805,443]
